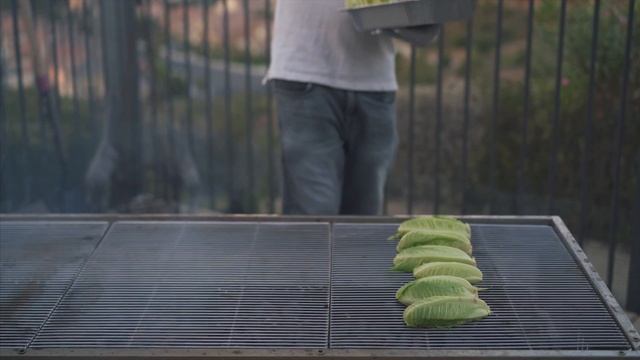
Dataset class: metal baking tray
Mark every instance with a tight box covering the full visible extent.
[346,0,476,32]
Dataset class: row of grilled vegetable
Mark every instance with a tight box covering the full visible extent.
[390,216,491,328]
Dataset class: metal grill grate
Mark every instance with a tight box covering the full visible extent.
[0,221,108,349]
[31,222,329,348]
[330,223,632,350]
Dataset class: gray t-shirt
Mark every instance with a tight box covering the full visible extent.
[265,0,397,91]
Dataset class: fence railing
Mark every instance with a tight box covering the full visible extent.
[0,0,638,311]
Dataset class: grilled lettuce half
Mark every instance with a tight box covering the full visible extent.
[396,230,472,254]
[389,216,470,240]
[403,296,491,328]
[413,262,483,284]
[392,245,476,272]
[396,275,480,305]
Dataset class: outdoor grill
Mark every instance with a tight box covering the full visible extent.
[1,215,639,359]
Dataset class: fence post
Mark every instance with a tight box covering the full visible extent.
[628,153,640,312]
[0,6,5,211]
[488,0,503,214]
[10,0,31,206]
[406,46,416,215]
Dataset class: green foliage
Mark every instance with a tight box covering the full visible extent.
[386,1,638,249]
[471,0,640,240]
[154,63,189,98]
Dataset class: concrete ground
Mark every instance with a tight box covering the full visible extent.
[581,240,634,309]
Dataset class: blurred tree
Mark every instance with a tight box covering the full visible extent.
[85,0,142,210]
[85,0,201,211]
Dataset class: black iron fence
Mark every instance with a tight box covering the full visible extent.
[0,0,638,310]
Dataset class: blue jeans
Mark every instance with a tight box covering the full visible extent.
[273,80,398,215]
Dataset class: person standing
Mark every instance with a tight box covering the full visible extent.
[266,0,436,215]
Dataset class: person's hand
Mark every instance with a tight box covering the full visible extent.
[381,24,441,47]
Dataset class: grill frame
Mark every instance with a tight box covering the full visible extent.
[0,215,638,359]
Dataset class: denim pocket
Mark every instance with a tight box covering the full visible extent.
[272,79,314,96]
[360,91,396,105]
